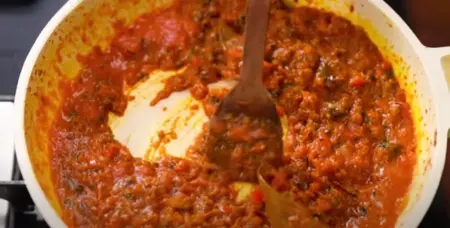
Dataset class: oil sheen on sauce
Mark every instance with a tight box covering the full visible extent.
[50,0,416,227]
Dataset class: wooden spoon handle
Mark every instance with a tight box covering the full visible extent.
[240,0,270,86]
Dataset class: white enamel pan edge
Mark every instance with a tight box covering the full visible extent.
[4,0,450,227]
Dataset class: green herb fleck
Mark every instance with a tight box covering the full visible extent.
[312,212,321,219]
[126,50,135,56]
[380,141,403,161]
[368,71,376,81]
[380,141,389,148]
[137,72,147,79]
[389,143,402,161]
[69,110,78,120]
[140,38,148,51]
[74,152,79,162]
[209,96,220,104]
[305,19,314,27]
[283,82,295,88]
[287,26,296,36]
[358,207,367,217]
[125,193,134,199]
[385,68,394,78]
[64,199,72,208]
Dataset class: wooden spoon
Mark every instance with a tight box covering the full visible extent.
[205,0,283,181]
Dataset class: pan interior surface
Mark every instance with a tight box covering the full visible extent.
[21,0,438,227]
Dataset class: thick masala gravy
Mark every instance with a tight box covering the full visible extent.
[50,0,416,227]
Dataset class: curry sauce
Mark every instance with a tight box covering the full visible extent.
[50,0,416,227]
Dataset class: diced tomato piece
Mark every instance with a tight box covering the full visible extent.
[209,118,226,134]
[401,103,411,119]
[204,104,217,117]
[220,205,233,213]
[316,197,332,212]
[175,160,190,172]
[228,126,251,142]
[191,56,201,66]
[381,60,392,70]
[190,83,209,100]
[271,169,290,191]
[263,61,275,75]
[104,144,120,160]
[350,77,366,87]
[251,189,264,203]
[227,48,243,59]
[276,105,285,116]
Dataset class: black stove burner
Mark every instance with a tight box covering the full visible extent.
[4,156,49,228]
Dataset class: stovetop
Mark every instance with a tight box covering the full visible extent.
[0,2,68,227]
[0,0,448,227]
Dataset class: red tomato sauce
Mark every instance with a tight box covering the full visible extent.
[50,0,416,227]
[205,112,283,182]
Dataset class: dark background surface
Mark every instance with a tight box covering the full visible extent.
[0,0,66,95]
[0,0,449,227]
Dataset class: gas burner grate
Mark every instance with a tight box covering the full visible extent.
[3,156,49,228]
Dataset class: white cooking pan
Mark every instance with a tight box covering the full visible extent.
[3,0,450,227]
